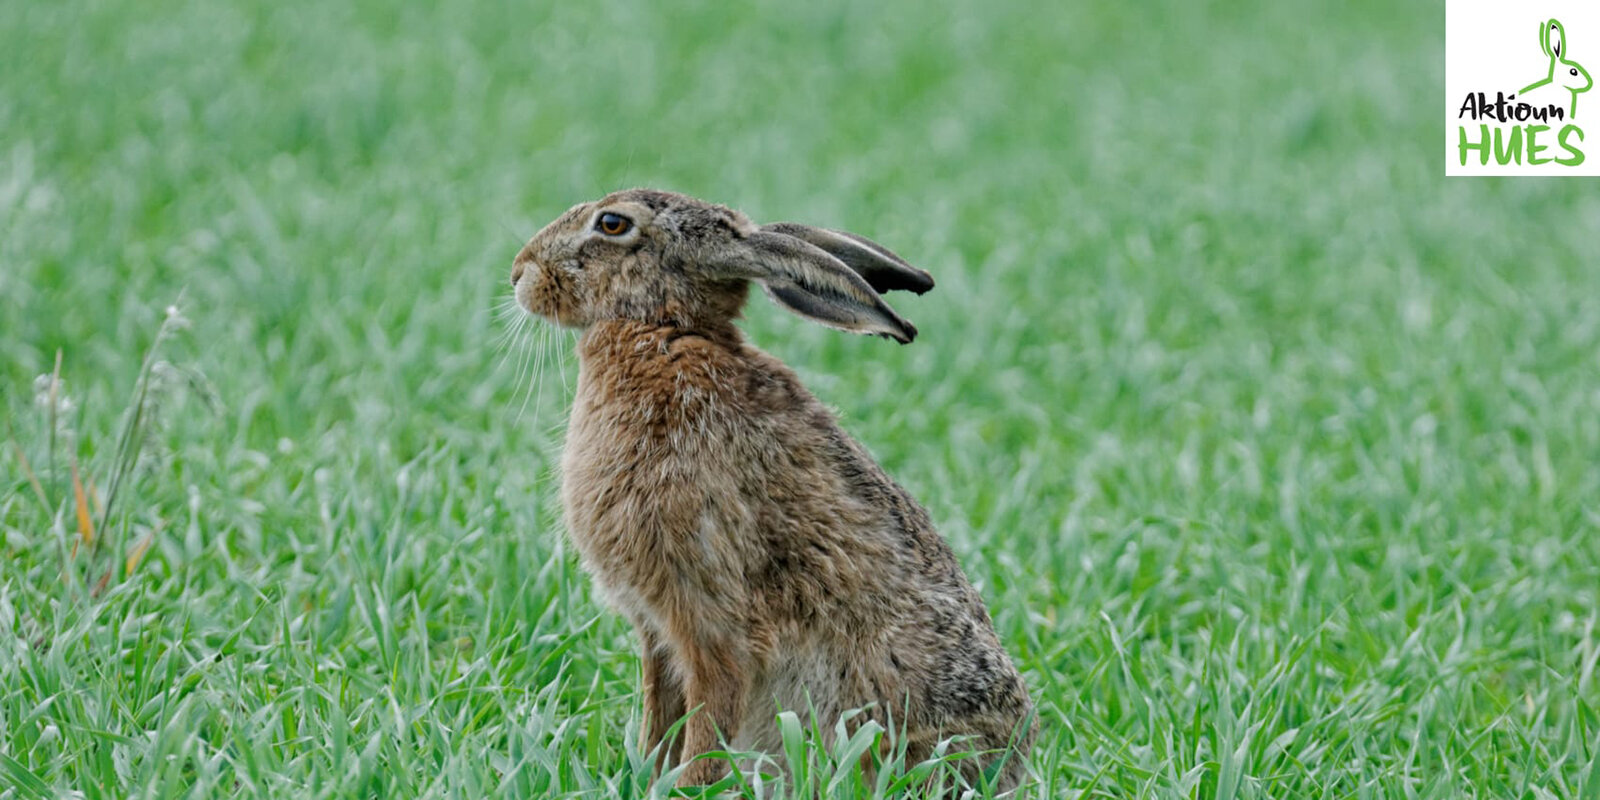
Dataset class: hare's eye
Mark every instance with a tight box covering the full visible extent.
[1573,68,1580,76]
[596,212,632,236]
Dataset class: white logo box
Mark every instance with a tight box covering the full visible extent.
[1446,0,1600,176]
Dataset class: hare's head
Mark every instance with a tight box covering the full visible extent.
[511,189,933,343]
[1543,19,1593,93]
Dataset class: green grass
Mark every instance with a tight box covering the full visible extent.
[4,0,1600,796]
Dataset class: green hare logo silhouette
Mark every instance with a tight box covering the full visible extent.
[1520,18,1592,118]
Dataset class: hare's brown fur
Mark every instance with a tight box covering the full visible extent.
[513,189,1035,790]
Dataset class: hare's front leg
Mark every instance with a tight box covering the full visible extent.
[674,639,750,788]
[637,625,686,774]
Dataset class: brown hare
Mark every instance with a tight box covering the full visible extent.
[510,189,1035,791]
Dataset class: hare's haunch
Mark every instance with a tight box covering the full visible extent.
[511,189,1035,791]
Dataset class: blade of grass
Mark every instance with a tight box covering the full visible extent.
[97,296,185,544]
[9,436,52,514]
[71,459,93,555]
[0,751,51,800]
[125,523,159,577]
[47,349,61,497]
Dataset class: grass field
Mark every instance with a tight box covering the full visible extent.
[5,0,1600,796]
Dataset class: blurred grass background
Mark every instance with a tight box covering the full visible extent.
[4,0,1600,796]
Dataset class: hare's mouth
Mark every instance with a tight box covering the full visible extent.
[512,263,585,329]
[511,266,543,316]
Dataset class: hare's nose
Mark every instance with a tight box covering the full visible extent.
[511,262,526,286]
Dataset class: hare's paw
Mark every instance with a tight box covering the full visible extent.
[674,754,732,789]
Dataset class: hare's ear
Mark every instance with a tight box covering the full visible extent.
[1550,20,1565,58]
[759,223,935,295]
[712,231,919,343]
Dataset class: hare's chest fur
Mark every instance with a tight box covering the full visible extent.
[559,392,687,627]
[558,326,759,628]
[558,401,651,624]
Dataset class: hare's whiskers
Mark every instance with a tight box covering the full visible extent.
[556,330,575,400]
[509,317,538,415]
[494,311,531,378]
[535,324,554,419]
[536,324,553,422]
[515,322,548,426]
[492,305,526,363]
[544,333,575,441]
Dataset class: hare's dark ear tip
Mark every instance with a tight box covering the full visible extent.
[887,320,918,344]
[864,268,934,297]
[868,267,935,296]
